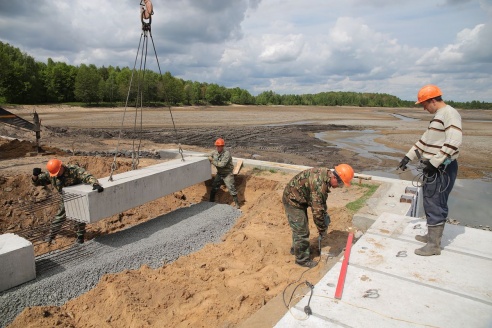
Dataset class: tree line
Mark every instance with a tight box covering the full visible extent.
[1,41,490,109]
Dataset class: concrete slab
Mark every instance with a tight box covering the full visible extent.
[63,157,211,223]
[0,234,36,292]
[370,212,492,260]
[275,214,492,327]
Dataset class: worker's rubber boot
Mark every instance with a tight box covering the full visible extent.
[209,190,216,202]
[233,195,240,209]
[414,225,444,256]
[415,233,428,243]
[76,235,84,244]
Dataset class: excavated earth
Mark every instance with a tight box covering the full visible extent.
[0,105,490,327]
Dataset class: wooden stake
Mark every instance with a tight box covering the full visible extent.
[233,160,243,175]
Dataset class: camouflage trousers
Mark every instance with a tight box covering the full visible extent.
[282,195,311,264]
[211,173,237,196]
[50,201,86,238]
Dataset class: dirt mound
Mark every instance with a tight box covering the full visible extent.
[0,139,66,160]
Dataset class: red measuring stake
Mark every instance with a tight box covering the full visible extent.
[335,232,354,299]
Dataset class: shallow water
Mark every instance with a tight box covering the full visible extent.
[390,113,420,122]
[315,130,400,164]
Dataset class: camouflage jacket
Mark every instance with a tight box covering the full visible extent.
[32,164,99,193]
[210,149,234,175]
[283,167,333,222]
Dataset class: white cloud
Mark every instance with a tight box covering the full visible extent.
[259,34,305,63]
[417,23,492,66]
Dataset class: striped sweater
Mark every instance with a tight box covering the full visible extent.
[405,105,462,168]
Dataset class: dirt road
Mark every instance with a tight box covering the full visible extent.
[1,105,490,327]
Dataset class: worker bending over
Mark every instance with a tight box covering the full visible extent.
[32,158,104,244]
[283,164,354,268]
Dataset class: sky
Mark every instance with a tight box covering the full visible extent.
[0,0,491,102]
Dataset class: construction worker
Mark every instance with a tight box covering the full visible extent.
[32,158,105,244]
[208,138,240,209]
[283,164,354,268]
[397,85,462,256]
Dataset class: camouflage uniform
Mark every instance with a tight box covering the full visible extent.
[282,168,333,265]
[33,164,99,239]
[210,149,237,197]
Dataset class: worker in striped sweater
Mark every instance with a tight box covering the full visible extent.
[397,84,462,256]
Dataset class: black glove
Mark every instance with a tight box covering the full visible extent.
[92,183,104,193]
[397,156,410,171]
[421,160,437,176]
[33,168,42,176]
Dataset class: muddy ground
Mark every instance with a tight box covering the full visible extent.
[0,105,491,327]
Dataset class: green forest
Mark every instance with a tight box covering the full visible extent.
[1,41,490,109]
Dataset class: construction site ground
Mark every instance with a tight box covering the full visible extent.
[0,105,490,327]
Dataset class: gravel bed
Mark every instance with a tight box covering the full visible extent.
[0,202,241,327]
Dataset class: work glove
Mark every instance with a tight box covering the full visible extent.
[208,156,213,163]
[397,156,410,171]
[32,168,42,176]
[421,160,437,176]
[92,183,104,193]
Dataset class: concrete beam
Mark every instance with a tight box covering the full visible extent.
[63,157,211,223]
[0,233,36,292]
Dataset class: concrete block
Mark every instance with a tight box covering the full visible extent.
[0,233,36,292]
[405,186,418,194]
[63,157,211,223]
[400,194,414,203]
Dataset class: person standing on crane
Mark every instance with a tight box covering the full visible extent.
[397,85,462,256]
[283,164,354,268]
[208,138,240,209]
[32,159,105,244]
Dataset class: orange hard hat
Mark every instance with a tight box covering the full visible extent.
[46,159,62,177]
[215,138,225,146]
[334,164,354,187]
[415,85,442,104]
